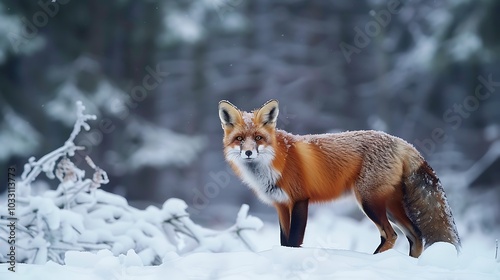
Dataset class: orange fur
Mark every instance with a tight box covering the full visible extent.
[272,133,363,203]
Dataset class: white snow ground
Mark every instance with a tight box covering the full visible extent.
[2,206,499,280]
[0,241,498,280]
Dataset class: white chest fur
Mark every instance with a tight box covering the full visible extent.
[235,160,289,205]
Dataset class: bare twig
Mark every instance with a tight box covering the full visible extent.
[496,239,498,261]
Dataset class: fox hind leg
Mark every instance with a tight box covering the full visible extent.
[361,200,398,254]
[387,197,423,257]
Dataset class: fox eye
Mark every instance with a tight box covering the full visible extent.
[235,136,244,142]
[255,135,263,141]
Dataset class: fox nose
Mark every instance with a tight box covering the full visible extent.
[245,150,253,158]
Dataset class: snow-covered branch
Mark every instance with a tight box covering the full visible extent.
[18,101,96,197]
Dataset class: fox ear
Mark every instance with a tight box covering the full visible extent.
[219,100,241,129]
[256,99,279,127]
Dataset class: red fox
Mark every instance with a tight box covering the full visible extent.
[218,99,460,257]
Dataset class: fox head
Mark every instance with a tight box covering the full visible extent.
[218,100,279,164]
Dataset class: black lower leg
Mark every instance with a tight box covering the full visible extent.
[287,199,309,247]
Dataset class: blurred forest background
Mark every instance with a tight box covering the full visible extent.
[0,0,499,230]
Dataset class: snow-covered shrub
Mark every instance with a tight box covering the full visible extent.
[0,101,262,265]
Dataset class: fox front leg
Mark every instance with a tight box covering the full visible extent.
[276,199,309,247]
[288,199,309,247]
[276,203,291,246]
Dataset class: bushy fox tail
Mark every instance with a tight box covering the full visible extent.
[403,161,461,250]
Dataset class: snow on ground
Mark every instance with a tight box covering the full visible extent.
[1,241,498,280]
[2,204,499,280]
